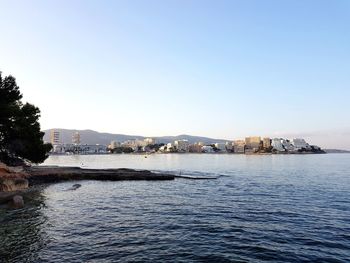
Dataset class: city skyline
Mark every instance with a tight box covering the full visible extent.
[1,0,349,149]
[43,127,349,150]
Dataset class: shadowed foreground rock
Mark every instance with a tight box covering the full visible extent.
[0,178,29,192]
[27,166,175,184]
[11,195,24,209]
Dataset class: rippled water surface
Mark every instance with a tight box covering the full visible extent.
[1,154,350,262]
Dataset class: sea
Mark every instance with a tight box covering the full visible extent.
[1,153,350,262]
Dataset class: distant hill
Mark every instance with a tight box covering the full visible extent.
[43,129,228,145]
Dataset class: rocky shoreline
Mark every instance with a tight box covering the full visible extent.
[27,166,175,184]
[0,162,175,209]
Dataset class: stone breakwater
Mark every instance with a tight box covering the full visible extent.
[26,166,175,184]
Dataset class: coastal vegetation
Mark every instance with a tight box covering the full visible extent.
[0,72,52,165]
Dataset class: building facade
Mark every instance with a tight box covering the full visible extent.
[271,138,285,152]
[189,143,203,153]
[292,138,310,150]
[72,132,81,144]
[50,130,60,145]
[174,140,190,152]
[245,137,261,150]
[263,138,271,149]
[233,140,245,153]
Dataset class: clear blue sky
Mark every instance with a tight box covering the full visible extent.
[1,0,349,149]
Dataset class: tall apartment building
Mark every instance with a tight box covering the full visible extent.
[72,132,81,144]
[174,140,190,152]
[50,130,60,144]
[263,138,271,149]
[245,137,261,150]
[233,140,246,153]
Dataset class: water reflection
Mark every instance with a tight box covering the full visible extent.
[0,187,48,262]
[1,154,350,262]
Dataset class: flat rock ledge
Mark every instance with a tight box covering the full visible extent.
[26,166,175,184]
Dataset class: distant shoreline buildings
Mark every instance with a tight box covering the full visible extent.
[48,130,325,155]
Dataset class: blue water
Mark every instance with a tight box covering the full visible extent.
[1,154,350,262]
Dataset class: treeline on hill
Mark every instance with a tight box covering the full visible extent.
[0,72,52,165]
[110,144,165,153]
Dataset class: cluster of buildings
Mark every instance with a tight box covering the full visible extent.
[157,138,320,154]
[50,130,108,154]
[49,130,323,155]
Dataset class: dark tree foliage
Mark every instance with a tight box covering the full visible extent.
[110,147,134,154]
[0,72,52,165]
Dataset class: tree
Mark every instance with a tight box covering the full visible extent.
[0,72,52,165]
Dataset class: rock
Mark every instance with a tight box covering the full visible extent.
[0,162,29,179]
[11,195,24,209]
[0,178,29,192]
[0,162,29,193]
[67,184,82,191]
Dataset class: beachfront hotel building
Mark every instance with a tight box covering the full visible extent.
[189,143,203,153]
[225,142,233,152]
[245,137,261,150]
[215,143,226,152]
[292,138,310,150]
[50,130,60,145]
[282,139,295,151]
[263,138,271,149]
[271,138,285,152]
[233,140,246,153]
[72,132,81,145]
[174,140,190,152]
[201,145,215,153]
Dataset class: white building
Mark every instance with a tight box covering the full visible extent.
[282,139,295,151]
[80,144,108,154]
[271,138,285,152]
[166,143,175,152]
[144,138,156,145]
[174,140,190,152]
[52,144,64,153]
[293,138,310,150]
[122,139,147,150]
[159,145,167,152]
[201,145,215,153]
[215,143,226,152]
[225,142,233,151]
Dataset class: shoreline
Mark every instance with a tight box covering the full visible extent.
[48,151,328,157]
[26,166,175,184]
[0,165,175,207]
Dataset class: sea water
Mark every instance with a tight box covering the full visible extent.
[1,154,349,262]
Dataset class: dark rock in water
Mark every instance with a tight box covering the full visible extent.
[11,195,24,209]
[67,184,82,191]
